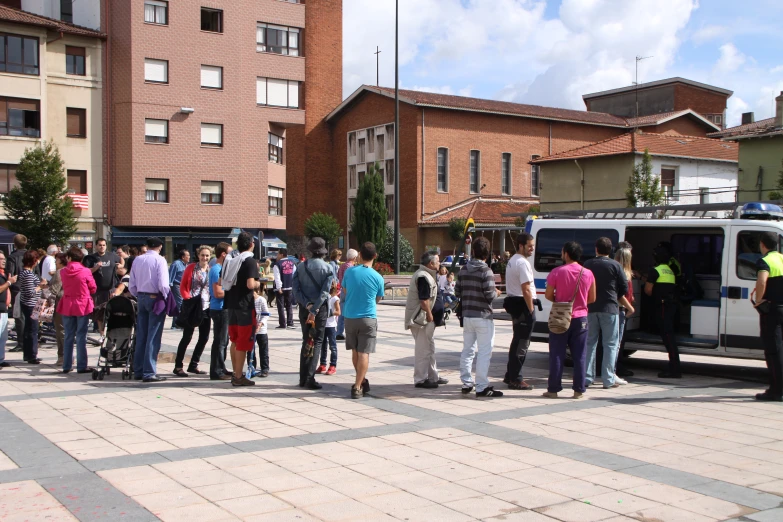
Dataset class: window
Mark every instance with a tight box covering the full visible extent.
[66,108,86,138]
[501,153,511,195]
[144,58,167,83]
[144,0,167,24]
[531,155,541,196]
[367,128,375,153]
[268,186,284,215]
[376,162,385,184]
[736,231,783,280]
[201,181,223,204]
[0,34,39,75]
[386,195,394,221]
[348,165,356,189]
[60,0,73,23]
[348,132,356,156]
[469,150,480,193]
[714,114,722,126]
[65,46,85,75]
[534,228,620,272]
[358,138,366,163]
[200,65,222,89]
[144,119,168,143]
[0,97,41,138]
[201,123,223,147]
[358,168,365,186]
[661,167,676,200]
[349,198,356,223]
[437,148,449,192]
[145,178,168,202]
[256,78,300,108]
[700,187,710,204]
[377,133,385,160]
[256,23,301,56]
[385,159,394,185]
[66,170,87,194]
[201,8,223,33]
[385,124,394,150]
[0,164,19,194]
[269,133,283,163]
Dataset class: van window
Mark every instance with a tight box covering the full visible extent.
[736,231,783,280]
[671,234,723,275]
[534,228,619,272]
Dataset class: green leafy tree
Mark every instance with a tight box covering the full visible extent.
[352,162,387,247]
[766,160,783,201]
[626,149,665,208]
[448,217,466,257]
[4,141,76,248]
[378,225,413,272]
[304,212,342,250]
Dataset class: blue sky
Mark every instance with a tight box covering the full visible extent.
[344,0,783,127]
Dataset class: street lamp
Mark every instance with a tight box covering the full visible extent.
[393,0,400,274]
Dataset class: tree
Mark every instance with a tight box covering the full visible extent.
[626,149,665,208]
[766,160,783,201]
[352,162,387,247]
[304,212,342,250]
[4,141,77,248]
[448,217,466,256]
[378,225,413,272]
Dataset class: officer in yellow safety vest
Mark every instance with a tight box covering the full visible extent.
[753,232,783,402]
[644,246,681,378]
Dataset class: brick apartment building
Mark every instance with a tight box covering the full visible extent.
[322,85,726,255]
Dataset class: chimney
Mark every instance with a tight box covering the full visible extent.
[776,91,783,128]
[741,112,755,125]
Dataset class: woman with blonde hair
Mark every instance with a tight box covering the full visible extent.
[614,246,636,379]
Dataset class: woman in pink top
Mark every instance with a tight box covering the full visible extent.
[57,247,97,374]
[544,241,596,399]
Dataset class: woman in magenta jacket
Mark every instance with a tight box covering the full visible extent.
[57,247,97,373]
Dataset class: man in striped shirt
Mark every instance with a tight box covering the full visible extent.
[456,236,503,398]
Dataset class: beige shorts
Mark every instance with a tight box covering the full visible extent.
[344,318,377,354]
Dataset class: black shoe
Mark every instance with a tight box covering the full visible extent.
[260,371,269,378]
[9,345,22,353]
[287,325,297,330]
[133,374,143,380]
[25,358,41,364]
[415,380,438,389]
[616,369,634,377]
[187,367,206,375]
[755,392,783,402]
[0,362,11,367]
[173,369,189,377]
[658,371,682,379]
[76,368,93,374]
[62,369,71,374]
[476,386,504,397]
[305,379,322,390]
[437,378,449,385]
[462,385,474,394]
[361,378,370,394]
[336,335,346,341]
[143,375,167,383]
[299,380,306,388]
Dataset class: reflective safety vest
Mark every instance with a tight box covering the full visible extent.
[654,264,676,284]
[762,251,783,278]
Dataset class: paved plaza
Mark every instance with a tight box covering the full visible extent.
[0,305,781,521]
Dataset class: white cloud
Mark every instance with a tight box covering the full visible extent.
[714,43,746,74]
[692,25,727,45]
[771,65,783,74]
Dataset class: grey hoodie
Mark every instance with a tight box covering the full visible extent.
[455,259,497,319]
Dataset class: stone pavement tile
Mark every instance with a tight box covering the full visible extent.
[455,474,529,495]
[303,498,386,521]
[96,464,166,482]
[253,446,315,462]
[249,472,318,493]
[45,430,100,443]
[416,427,473,439]
[391,503,477,522]
[539,478,614,500]
[503,468,572,486]
[104,475,184,497]
[0,450,17,471]
[415,480,484,503]
[534,500,617,522]
[686,479,783,510]
[358,490,434,514]
[300,464,359,485]
[192,481,262,502]
[274,485,350,507]
[754,479,783,496]
[622,483,703,504]
[346,459,415,478]
[483,509,559,522]
[205,452,265,469]
[132,489,207,512]
[493,487,571,509]
[632,504,719,522]
[243,509,320,522]
[377,431,434,444]
[275,455,342,474]
[586,471,652,490]
[154,502,238,522]
[448,495,524,519]
[329,476,400,497]
[746,507,783,522]
[217,493,294,518]
[582,491,661,515]
[379,469,446,490]
[225,462,287,481]
[621,464,712,489]
[119,440,179,454]
[670,494,756,519]
[506,450,569,467]
[541,460,610,478]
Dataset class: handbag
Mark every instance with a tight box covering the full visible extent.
[176,296,203,328]
[31,295,55,323]
[548,267,585,334]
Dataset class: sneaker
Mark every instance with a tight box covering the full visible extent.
[603,383,620,389]
[415,380,438,389]
[462,385,474,394]
[614,376,628,385]
[573,392,584,399]
[287,325,297,330]
[508,380,534,390]
[351,386,362,399]
[476,386,503,398]
[336,334,346,341]
[260,371,269,378]
[315,364,327,374]
[542,391,558,399]
[326,366,336,375]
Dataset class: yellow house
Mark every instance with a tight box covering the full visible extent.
[0,5,105,247]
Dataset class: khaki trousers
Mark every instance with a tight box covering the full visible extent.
[411,321,439,384]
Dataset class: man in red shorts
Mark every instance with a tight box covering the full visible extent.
[223,231,261,387]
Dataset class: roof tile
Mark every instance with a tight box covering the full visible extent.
[707,117,776,138]
[423,197,536,225]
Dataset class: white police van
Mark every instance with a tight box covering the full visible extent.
[525,202,783,360]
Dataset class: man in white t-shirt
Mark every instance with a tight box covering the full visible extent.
[503,232,536,390]
[40,245,59,283]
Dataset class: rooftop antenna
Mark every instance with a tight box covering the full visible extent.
[634,55,653,121]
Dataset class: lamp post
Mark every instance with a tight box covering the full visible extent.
[393,0,400,274]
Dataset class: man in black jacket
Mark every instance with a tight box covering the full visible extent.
[6,234,27,352]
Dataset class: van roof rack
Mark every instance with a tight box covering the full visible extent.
[504,201,783,221]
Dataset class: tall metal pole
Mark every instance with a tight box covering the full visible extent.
[393,0,400,273]
[375,46,381,87]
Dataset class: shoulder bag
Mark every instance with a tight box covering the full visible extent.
[547,266,585,335]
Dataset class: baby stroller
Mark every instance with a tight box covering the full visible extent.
[92,295,137,381]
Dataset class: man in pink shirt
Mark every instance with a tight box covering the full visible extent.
[544,241,596,399]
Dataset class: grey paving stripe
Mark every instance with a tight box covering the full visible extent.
[685,481,783,511]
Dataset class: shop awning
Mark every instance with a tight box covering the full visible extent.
[262,234,286,249]
[110,227,234,242]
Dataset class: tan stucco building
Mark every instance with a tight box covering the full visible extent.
[0,6,106,247]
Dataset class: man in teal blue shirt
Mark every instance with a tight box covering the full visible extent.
[342,242,385,399]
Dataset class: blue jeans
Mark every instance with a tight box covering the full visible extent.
[548,317,588,393]
[134,293,166,379]
[320,326,338,367]
[336,290,346,336]
[62,315,90,372]
[0,313,8,364]
[586,312,620,387]
[460,317,495,392]
[170,284,182,325]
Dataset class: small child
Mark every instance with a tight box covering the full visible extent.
[443,272,457,307]
[437,265,449,292]
[317,281,340,375]
[250,286,271,378]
